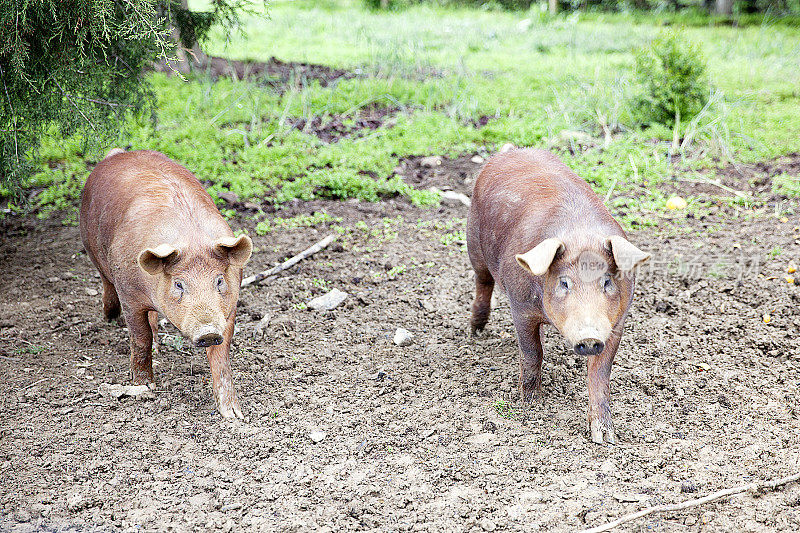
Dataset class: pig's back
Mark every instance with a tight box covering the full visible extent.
[81,151,230,273]
[470,149,616,261]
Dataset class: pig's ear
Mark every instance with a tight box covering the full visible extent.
[515,238,565,276]
[214,235,253,266]
[138,244,180,275]
[605,235,651,272]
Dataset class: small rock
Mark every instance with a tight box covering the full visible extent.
[85,288,98,296]
[218,191,240,204]
[439,190,472,207]
[480,518,496,532]
[13,510,31,523]
[242,202,260,211]
[471,155,485,164]
[307,289,348,311]
[419,155,443,168]
[99,383,155,400]
[685,515,698,526]
[66,493,92,512]
[466,433,497,445]
[393,328,413,347]
[47,277,60,283]
[499,143,516,153]
[482,420,497,432]
[309,430,327,443]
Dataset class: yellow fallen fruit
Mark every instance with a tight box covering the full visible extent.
[666,196,688,210]
[780,216,789,223]
[763,314,772,323]
[788,265,797,274]
[787,276,796,284]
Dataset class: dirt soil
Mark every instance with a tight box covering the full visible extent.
[286,105,398,144]
[1,157,800,533]
[153,55,356,91]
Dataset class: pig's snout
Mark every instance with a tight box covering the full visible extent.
[194,326,224,348]
[574,339,605,356]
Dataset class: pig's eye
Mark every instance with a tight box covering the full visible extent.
[558,277,571,291]
[174,280,185,293]
[215,275,227,293]
[603,275,615,293]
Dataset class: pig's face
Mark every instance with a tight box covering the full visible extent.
[138,235,253,347]
[516,236,649,356]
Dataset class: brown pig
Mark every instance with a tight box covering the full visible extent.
[467,149,650,444]
[80,149,253,418]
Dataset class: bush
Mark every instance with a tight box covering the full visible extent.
[633,31,710,127]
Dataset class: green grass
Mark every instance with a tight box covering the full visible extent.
[17,0,800,224]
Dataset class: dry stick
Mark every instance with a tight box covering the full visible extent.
[580,472,800,533]
[241,234,336,288]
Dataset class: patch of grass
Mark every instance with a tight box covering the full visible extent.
[774,173,800,198]
[255,211,342,235]
[493,398,516,419]
[13,0,800,225]
[15,345,45,355]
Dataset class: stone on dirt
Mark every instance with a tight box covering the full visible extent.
[307,289,348,311]
[499,143,516,153]
[420,156,443,168]
[218,191,240,204]
[85,288,98,296]
[309,430,327,443]
[440,190,471,207]
[99,383,155,400]
[393,328,413,346]
[479,518,496,531]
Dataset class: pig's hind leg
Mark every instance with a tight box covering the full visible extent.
[470,269,495,335]
[511,308,544,402]
[101,275,121,321]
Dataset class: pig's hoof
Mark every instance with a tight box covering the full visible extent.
[219,401,244,420]
[470,324,486,337]
[589,419,617,445]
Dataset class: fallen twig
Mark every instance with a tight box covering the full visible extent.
[677,177,747,198]
[241,234,336,288]
[580,472,800,533]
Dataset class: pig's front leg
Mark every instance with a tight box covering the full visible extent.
[586,331,621,445]
[511,307,544,402]
[206,311,243,419]
[124,307,155,385]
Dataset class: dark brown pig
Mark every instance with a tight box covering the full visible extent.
[80,149,253,418]
[467,149,650,444]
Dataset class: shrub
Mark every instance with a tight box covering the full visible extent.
[633,31,710,127]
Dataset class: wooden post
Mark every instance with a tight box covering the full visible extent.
[549,0,558,14]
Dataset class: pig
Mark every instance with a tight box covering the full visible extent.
[80,149,253,418]
[466,149,650,444]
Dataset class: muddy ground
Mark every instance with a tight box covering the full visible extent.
[1,154,800,533]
